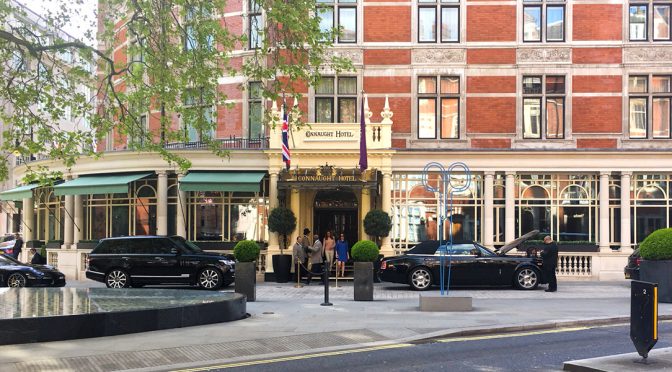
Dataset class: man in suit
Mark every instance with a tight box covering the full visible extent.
[12,233,23,260]
[541,236,558,292]
[305,234,324,285]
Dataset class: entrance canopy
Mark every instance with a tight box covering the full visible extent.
[0,184,39,201]
[179,172,265,193]
[53,173,152,196]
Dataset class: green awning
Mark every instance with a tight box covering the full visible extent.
[180,172,265,193]
[53,173,152,196]
[0,184,39,201]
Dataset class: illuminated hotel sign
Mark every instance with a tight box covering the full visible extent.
[304,129,357,141]
[278,165,377,188]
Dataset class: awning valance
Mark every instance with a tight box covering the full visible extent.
[0,184,39,201]
[179,172,265,193]
[53,173,152,196]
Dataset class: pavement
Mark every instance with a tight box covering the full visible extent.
[564,348,672,371]
[2,280,671,372]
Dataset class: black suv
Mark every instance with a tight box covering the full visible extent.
[86,236,235,290]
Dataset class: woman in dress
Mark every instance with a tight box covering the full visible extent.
[323,231,336,271]
[335,232,349,278]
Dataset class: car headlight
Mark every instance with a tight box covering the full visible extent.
[218,259,235,266]
[26,270,45,279]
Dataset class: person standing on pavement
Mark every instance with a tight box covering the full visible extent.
[292,236,306,282]
[323,231,335,271]
[305,234,324,285]
[541,235,558,292]
[12,233,23,260]
[335,232,349,278]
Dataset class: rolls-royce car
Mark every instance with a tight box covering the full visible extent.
[380,231,545,291]
[0,254,66,287]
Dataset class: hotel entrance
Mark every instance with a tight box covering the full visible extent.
[313,190,358,245]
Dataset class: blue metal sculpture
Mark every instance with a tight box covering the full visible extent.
[421,162,471,296]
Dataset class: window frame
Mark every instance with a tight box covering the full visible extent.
[628,74,672,139]
[248,81,264,138]
[629,2,672,42]
[522,0,566,43]
[653,4,672,40]
[314,76,358,123]
[629,3,649,41]
[417,1,461,44]
[417,75,461,140]
[317,0,358,44]
[248,0,263,49]
[521,75,566,140]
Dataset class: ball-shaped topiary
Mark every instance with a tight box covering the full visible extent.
[351,240,380,262]
[233,240,261,262]
[268,207,297,254]
[640,228,672,260]
[364,210,392,239]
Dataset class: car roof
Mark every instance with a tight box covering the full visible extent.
[100,235,168,241]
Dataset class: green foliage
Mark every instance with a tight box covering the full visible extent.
[640,228,672,260]
[364,210,392,239]
[233,240,261,263]
[351,240,379,262]
[0,0,354,184]
[268,207,297,254]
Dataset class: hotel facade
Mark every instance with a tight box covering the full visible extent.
[3,0,672,281]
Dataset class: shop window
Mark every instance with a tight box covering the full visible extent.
[628,75,672,139]
[522,0,565,42]
[418,76,460,139]
[522,75,565,139]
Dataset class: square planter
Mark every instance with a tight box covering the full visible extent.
[354,262,374,301]
[235,261,256,302]
[640,260,672,303]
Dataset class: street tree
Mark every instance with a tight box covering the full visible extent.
[0,0,353,183]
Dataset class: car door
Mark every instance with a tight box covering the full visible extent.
[472,244,506,285]
[438,244,478,286]
[149,238,181,281]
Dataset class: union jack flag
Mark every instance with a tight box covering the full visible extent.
[281,98,291,170]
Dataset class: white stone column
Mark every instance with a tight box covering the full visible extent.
[74,195,83,243]
[599,172,611,253]
[620,171,632,252]
[63,195,74,248]
[360,188,371,240]
[505,172,516,243]
[176,173,187,238]
[290,187,300,245]
[7,202,15,233]
[157,171,168,236]
[0,206,7,236]
[22,197,34,243]
[483,172,495,248]
[268,172,279,249]
[381,172,393,255]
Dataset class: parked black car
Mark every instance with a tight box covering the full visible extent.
[380,231,545,291]
[0,254,66,287]
[624,248,640,280]
[86,236,235,290]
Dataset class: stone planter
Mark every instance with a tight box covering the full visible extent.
[235,261,256,302]
[272,254,292,283]
[354,262,374,301]
[640,260,672,303]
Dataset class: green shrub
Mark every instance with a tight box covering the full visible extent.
[267,207,297,254]
[640,228,672,260]
[351,240,380,262]
[233,240,261,262]
[364,210,392,240]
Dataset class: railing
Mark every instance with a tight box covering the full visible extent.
[557,253,592,277]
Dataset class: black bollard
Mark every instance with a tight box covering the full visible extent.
[321,265,332,306]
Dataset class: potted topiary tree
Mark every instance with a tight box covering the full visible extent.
[351,240,380,301]
[639,228,672,303]
[267,207,297,283]
[364,210,392,247]
[233,240,261,302]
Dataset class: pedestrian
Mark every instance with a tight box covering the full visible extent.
[292,236,306,282]
[541,235,558,292]
[12,233,23,260]
[301,227,311,273]
[305,234,324,285]
[29,248,46,265]
[323,231,335,271]
[335,232,349,278]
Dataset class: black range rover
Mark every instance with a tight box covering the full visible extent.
[86,236,235,290]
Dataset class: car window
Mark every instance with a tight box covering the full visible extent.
[0,254,21,265]
[153,238,177,254]
[124,239,153,254]
[169,236,202,253]
[437,244,476,256]
[476,244,496,257]
[0,255,10,266]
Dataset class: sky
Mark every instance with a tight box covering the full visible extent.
[18,0,97,43]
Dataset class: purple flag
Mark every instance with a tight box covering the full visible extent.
[359,95,368,171]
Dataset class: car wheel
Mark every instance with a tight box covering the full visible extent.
[409,267,433,291]
[7,273,27,288]
[198,268,223,290]
[105,269,130,288]
[514,267,539,290]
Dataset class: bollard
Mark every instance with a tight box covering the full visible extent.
[294,262,303,288]
[321,265,332,306]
